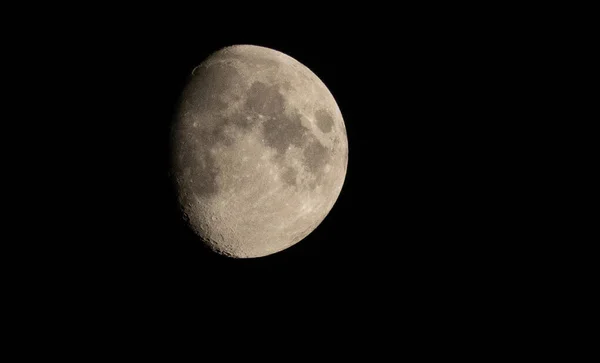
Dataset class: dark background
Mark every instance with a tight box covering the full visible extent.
[20,7,526,320]
[6,5,574,353]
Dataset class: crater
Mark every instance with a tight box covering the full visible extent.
[315,109,334,133]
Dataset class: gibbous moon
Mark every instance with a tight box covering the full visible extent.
[171,45,348,258]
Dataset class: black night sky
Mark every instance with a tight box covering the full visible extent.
[21,6,525,330]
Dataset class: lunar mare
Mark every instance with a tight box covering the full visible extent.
[172,44,348,258]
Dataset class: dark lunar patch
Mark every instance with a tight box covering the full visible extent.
[208,121,234,147]
[315,109,334,133]
[246,81,285,116]
[281,167,298,186]
[262,112,308,155]
[303,139,329,177]
[228,110,256,130]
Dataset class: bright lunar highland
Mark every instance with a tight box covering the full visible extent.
[172,45,348,258]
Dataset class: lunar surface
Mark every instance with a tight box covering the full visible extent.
[171,45,348,258]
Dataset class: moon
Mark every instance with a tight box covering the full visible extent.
[171,45,348,258]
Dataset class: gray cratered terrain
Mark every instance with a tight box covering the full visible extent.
[171,45,348,258]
